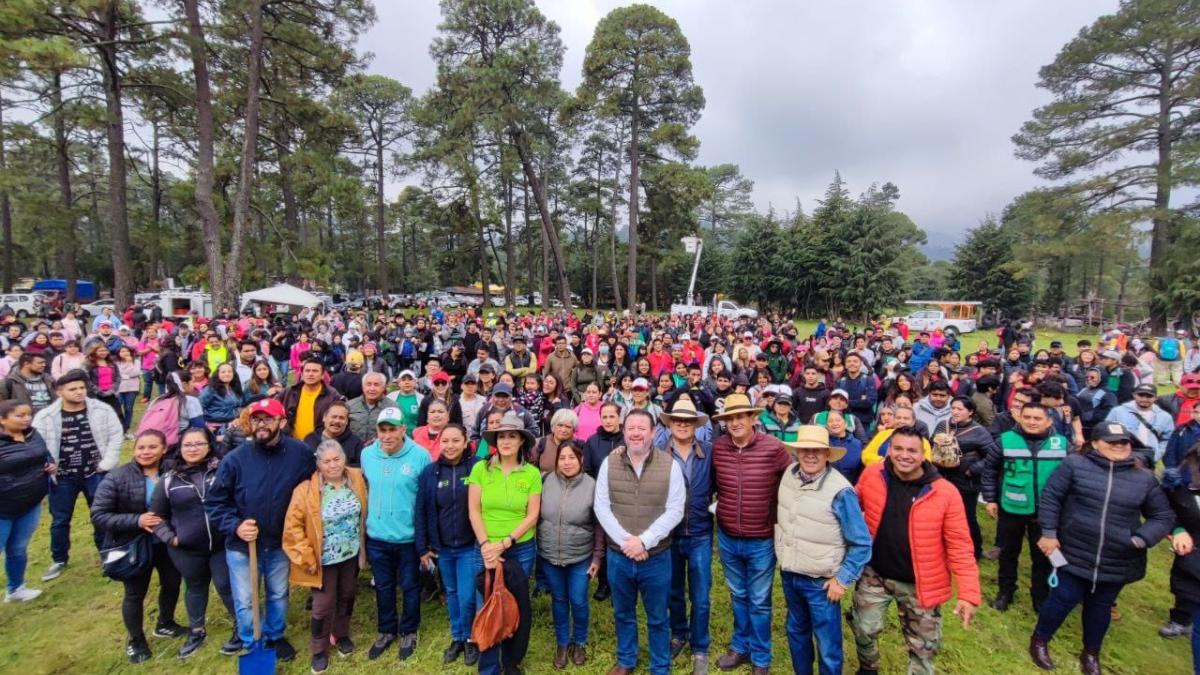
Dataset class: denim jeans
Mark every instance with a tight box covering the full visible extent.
[275,358,290,386]
[0,504,41,592]
[437,544,481,642]
[717,528,776,667]
[781,571,843,675]
[541,556,591,647]
[48,472,105,564]
[1034,569,1124,649]
[506,538,536,578]
[366,538,421,635]
[118,391,137,431]
[226,545,291,644]
[609,549,672,674]
[670,533,713,655]
[141,371,155,399]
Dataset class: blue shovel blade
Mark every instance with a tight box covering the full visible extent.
[238,639,276,675]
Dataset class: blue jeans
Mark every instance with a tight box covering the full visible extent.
[717,529,776,667]
[1034,569,1123,649]
[437,545,481,642]
[781,571,843,675]
[275,358,290,386]
[366,538,420,635]
[226,545,290,644]
[0,504,41,592]
[48,472,105,564]
[670,533,713,655]
[504,538,536,578]
[609,549,672,674]
[541,557,591,647]
[118,391,137,430]
[141,371,155,399]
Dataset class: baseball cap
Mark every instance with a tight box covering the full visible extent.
[1182,373,1200,388]
[1133,383,1157,396]
[431,371,452,384]
[248,398,286,418]
[775,394,793,406]
[376,407,405,427]
[462,373,479,385]
[1049,340,1063,348]
[830,388,849,400]
[398,369,416,380]
[1090,421,1141,445]
[632,378,650,390]
[345,351,364,366]
[493,382,514,396]
[1100,349,1121,360]
[742,331,754,338]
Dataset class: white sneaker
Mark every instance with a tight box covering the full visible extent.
[41,561,66,581]
[5,586,42,602]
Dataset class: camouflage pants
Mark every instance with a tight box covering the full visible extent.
[849,566,942,675]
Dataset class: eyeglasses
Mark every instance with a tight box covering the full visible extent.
[181,442,209,449]
[249,417,277,427]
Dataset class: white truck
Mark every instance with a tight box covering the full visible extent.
[901,301,980,337]
[670,299,758,320]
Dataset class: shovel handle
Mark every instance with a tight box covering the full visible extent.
[249,539,261,642]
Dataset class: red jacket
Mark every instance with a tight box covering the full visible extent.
[856,461,981,609]
[681,342,705,367]
[711,431,792,538]
[647,350,674,378]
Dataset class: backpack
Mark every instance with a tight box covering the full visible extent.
[137,395,182,447]
[1160,338,1181,361]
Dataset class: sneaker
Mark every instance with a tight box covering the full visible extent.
[267,638,297,662]
[670,638,688,660]
[177,631,206,659]
[311,650,329,674]
[397,633,417,661]
[989,593,1013,612]
[464,641,480,666]
[127,637,152,664]
[334,636,355,656]
[1159,620,1193,638]
[4,586,42,602]
[219,630,243,656]
[41,561,66,581]
[368,633,396,660]
[125,433,135,441]
[443,639,465,663]
[153,621,187,638]
[693,653,709,675]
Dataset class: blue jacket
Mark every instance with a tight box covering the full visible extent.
[1166,421,1200,470]
[910,341,934,373]
[206,435,315,553]
[414,454,479,553]
[837,372,878,423]
[830,433,864,485]
[199,385,242,423]
[668,440,714,538]
[360,438,431,544]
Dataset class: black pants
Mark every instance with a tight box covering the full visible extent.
[476,556,531,674]
[959,489,983,560]
[168,546,234,631]
[122,541,182,640]
[997,510,1050,608]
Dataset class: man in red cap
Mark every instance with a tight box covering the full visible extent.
[207,397,316,663]
[1158,372,1200,427]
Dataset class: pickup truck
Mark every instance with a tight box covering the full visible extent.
[670,299,758,320]
[902,309,976,337]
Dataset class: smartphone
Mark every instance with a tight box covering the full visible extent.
[1048,548,1068,568]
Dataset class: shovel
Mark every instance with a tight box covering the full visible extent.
[239,539,276,675]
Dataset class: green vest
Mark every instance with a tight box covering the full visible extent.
[998,430,1068,515]
[760,410,800,442]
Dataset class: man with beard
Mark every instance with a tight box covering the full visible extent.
[207,398,316,663]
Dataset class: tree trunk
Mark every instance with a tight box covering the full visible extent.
[0,89,12,292]
[649,254,658,312]
[97,3,133,309]
[373,137,388,294]
[609,123,624,311]
[278,131,300,251]
[504,172,515,306]
[149,119,162,283]
[1148,53,1176,332]
[472,176,489,308]
[183,0,224,305]
[626,110,640,311]
[50,72,78,302]
[224,0,265,307]
[523,175,534,303]
[511,130,572,311]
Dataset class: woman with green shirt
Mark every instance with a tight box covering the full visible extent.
[467,410,541,675]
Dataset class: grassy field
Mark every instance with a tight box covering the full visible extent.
[1,323,1188,674]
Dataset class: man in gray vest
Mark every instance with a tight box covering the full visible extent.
[594,408,685,675]
[776,425,872,675]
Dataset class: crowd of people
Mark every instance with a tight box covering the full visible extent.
[0,301,1198,675]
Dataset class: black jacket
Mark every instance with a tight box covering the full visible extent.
[583,426,624,479]
[0,430,51,516]
[92,461,157,549]
[303,427,366,467]
[1039,451,1174,585]
[1165,469,1200,605]
[278,383,344,435]
[414,454,480,553]
[150,457,224,553]
[938,420,996,494]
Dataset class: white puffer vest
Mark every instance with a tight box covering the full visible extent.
[774,466,851,578]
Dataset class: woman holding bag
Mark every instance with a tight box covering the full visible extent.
[283,439,368,675]
[91,429,185,664]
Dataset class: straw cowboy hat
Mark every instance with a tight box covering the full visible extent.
[781,425,846,462]
[712,393,763,421]
[482,410,536,450]
[659,395,709,425]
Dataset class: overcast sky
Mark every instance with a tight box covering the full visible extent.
[357,0,1117,253]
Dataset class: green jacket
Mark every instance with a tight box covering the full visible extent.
[990,429,1069,516]
[760,410,801,442]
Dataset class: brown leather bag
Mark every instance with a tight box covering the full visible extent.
[471,561,520,651]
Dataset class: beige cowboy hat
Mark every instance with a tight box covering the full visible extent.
[712,393,764,421]
[782,425,846,462]
[482,410,536,449]
[659,395,709,425]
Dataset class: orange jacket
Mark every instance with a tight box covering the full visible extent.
[282,468,368,588]
[855,461,982,609]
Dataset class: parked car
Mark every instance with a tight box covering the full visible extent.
[77,298,116,318]
[0,293,45,318]
[900,302,979,337]
[669,299,758,320]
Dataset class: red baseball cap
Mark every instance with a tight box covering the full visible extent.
[248,398,286,418]
[1183,373,1200,388]
[431,371,452,384]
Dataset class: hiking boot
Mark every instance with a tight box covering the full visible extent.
[443,639,465,663]
[127,636,152,664]
[570,644,588,666]
[397,633,417,661]
[41,561,66,581]
[4,585,42,602]
[693,653,709,675]
[464,641,480,666]
[268,638,297,662]
[989,593,1013,612]
[553,645,569,669]
[670,638,688,660]
[153,621,187,638]
[593,584,611,601]
[219,629,243,656]
[1029,634,1054,670]
[177,630,206,659]
[717,651,750,671]
[368,633,396,660]
[750,667,769,675]
[1159,620,1192,638]
[311,650,329,674]
[1080,647,1101,675]
[334,636,355,656]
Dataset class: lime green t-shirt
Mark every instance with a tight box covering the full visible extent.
[466,460,542,543]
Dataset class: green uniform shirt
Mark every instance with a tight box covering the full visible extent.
[466,460,542,543]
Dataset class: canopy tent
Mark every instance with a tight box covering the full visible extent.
[239,283,323,311]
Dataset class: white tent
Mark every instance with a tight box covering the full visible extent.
[239,283,323,311]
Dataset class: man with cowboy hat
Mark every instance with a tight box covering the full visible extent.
[775,425,872,675]
[710,393,792,674]
[660,396,715,674]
